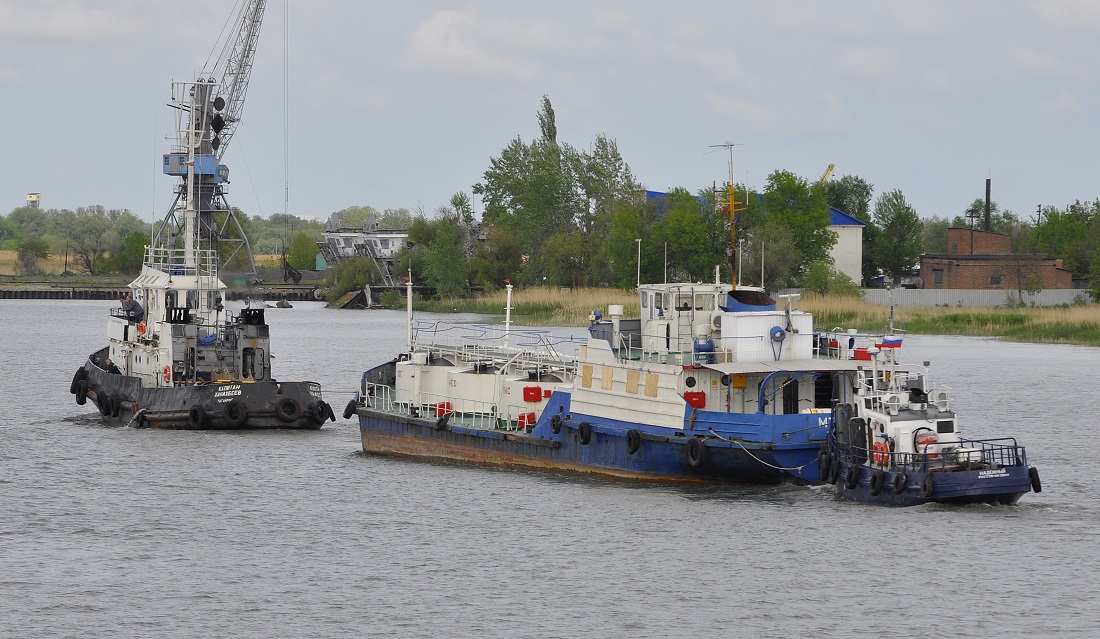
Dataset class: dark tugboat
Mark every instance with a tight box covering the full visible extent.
[819,323,1040,505]
[68,0,334,429]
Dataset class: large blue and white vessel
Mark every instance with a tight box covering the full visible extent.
[349,276,870,484]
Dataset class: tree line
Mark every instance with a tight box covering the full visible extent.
[6,95,1100,303]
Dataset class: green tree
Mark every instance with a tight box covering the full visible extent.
[114,231,149,275]
[61,208,118,275]
[800,261,862,297]
[922,216,950,253]
[871,189,923,282]
[288,231,319,270]
[468,225,523,291]
[651,188,725,283]
[760,170,835,270]
[16,237,50,275]
[607,207,644,287]
[420,218,470,297]
[824,175,874,222]
[740,222,800,291]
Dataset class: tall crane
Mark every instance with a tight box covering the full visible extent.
[153,0,267,277]
[820,163,835,183]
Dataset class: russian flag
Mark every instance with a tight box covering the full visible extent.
[880,336,903,348]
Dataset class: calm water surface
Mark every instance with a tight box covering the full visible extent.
[1,299,1097,638]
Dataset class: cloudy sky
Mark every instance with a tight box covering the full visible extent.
[2,0,1097,226]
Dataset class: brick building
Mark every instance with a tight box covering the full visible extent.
[920,228,1072,290]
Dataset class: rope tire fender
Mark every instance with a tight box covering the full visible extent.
[188,404,206,428]
[686,437,707,468]
[626,429,642,455]
[845,464,860,489]
[275,398,301,423]
[869,469,886,496]
[342,399,358,420]
[892,472,907,495]
[579,421,592,445]
[223,399,248,428]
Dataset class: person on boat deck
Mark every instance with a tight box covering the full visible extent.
[105,358,121,374]
[121,293,144,322]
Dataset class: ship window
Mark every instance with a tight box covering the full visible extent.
[695,294,714,311]
[676,294,692,310]
[641,293,648,309]
[936,420,954,434]
[782,377,799,415]
[654,293,665,310]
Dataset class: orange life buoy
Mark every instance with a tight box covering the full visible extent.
[162,365,172,384]
[872,441,890,466]
[137,321,147,336]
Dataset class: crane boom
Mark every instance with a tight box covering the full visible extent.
[213,0,266,161]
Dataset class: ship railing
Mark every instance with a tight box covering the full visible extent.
[842,436,1027,472]
[143,246,220,276]
[411,320,582,371]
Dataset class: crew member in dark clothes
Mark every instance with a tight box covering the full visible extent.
[105,358,121,374]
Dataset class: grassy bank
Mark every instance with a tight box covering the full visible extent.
[420,287,1100,347]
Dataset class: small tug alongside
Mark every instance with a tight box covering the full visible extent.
[819,329,1041,505]
[68,1,333,430]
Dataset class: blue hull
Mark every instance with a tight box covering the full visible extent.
[827,459,1034,506]
[357,391,825,484]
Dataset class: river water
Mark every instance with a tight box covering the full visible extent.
[1,299,1097,638]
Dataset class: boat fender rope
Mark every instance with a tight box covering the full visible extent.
[706,428,816,472]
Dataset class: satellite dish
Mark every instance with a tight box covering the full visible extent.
[213,96,226,111]
[211,113,225,133]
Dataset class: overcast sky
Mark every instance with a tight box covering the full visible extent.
[3,0,1097,226]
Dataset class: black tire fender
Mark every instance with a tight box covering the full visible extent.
[845,464,860,489]
[434,412,450,431]
[188,404,206,428]
[1029,466,1042,493]
[97,392,111,417]
[224,399,248,428]
[275,398,300,423]
[920,474,935,498]
[893,472,907,495]
[828,457,841,484]
[310,400,329,425]
[579,421,592,445]
[626,429,642,455]
[75,379,88,405]
[70,367,86,394]
[818,452,832,483]
[550,414,563,434]
[343,399,358,420]
[686,437,707,468]
[110,395,120,418]
[869,469,885,496]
